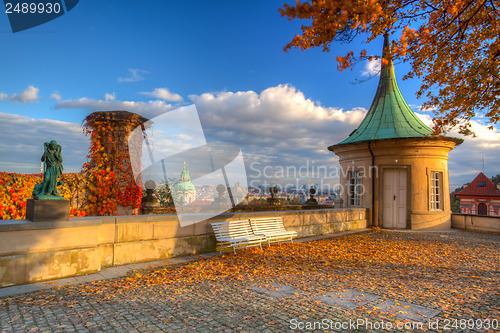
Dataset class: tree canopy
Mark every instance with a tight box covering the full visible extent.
[280,0,500,135]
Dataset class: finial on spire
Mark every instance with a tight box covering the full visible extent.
[382,32,392,70]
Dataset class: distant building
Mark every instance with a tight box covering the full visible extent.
[172,163,196,205]
[188,200,212,206]
[328,34,463,230]
[230,182,247,204]
[456,172,500,216]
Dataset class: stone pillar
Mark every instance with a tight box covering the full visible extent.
[83,111,148,215]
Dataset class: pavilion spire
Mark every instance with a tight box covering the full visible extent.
[331,33,432,147]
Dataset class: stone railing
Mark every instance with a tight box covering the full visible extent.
[451,213,500,233]
[0,208,367,288]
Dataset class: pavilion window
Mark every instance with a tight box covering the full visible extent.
[349,170,362,206]
[430,171,443,210]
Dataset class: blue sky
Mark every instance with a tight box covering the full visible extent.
[0,0,499,189]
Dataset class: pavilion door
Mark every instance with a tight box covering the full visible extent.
[383,169,407,229]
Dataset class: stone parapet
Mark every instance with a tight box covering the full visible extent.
[451,213,500,233]
[0,208,366,287]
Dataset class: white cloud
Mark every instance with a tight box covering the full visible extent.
[188,84,500,188]
[54,97,173,119]
[414,112,500,187]
[140,88,183,102]
[0,112,88,173]
[191,84,365,141]
[50,91,62,101]
[5,83,496,190]
[362,59,381,77]
[174,133,194,141]
[188,84,367,184]
[118,68,148,83]
[0,85,39,103]
[105,92,116,101]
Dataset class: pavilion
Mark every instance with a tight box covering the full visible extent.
[329,34,463,230]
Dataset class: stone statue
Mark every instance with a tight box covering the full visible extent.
[32,140,64,200]
[267,186,280,205]
[212,184,230,209]
[306,187,318,205]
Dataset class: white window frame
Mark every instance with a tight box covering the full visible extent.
[349,170,362,206]
[430,171,443,210]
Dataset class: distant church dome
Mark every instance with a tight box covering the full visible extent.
[172,163,196,204]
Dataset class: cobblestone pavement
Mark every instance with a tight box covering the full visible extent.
[0,230,499,332]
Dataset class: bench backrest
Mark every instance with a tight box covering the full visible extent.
[211,220,253,241]
[249,217,286,234]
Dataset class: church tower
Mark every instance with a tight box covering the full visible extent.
[172,163,197,205]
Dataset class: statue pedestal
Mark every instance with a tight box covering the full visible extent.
[266,198,280,206]
[141,200,161,215]
[26,199,70,222]
[306,198,318,206]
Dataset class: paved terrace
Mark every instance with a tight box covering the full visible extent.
[0,229,498,332]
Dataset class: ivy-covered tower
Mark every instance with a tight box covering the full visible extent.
[83,111,148,215]
[329,34,463,230]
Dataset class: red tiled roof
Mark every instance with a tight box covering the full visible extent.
[456,172,500,197]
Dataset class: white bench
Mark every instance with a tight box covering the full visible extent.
[210,220,266,254]
[249,217,297,245]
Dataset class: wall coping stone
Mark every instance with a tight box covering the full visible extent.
[452,213,500,218]
[0,218,103,231]
[204,208,366,220]
[115,214,179,224]
[0,208,367,232]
